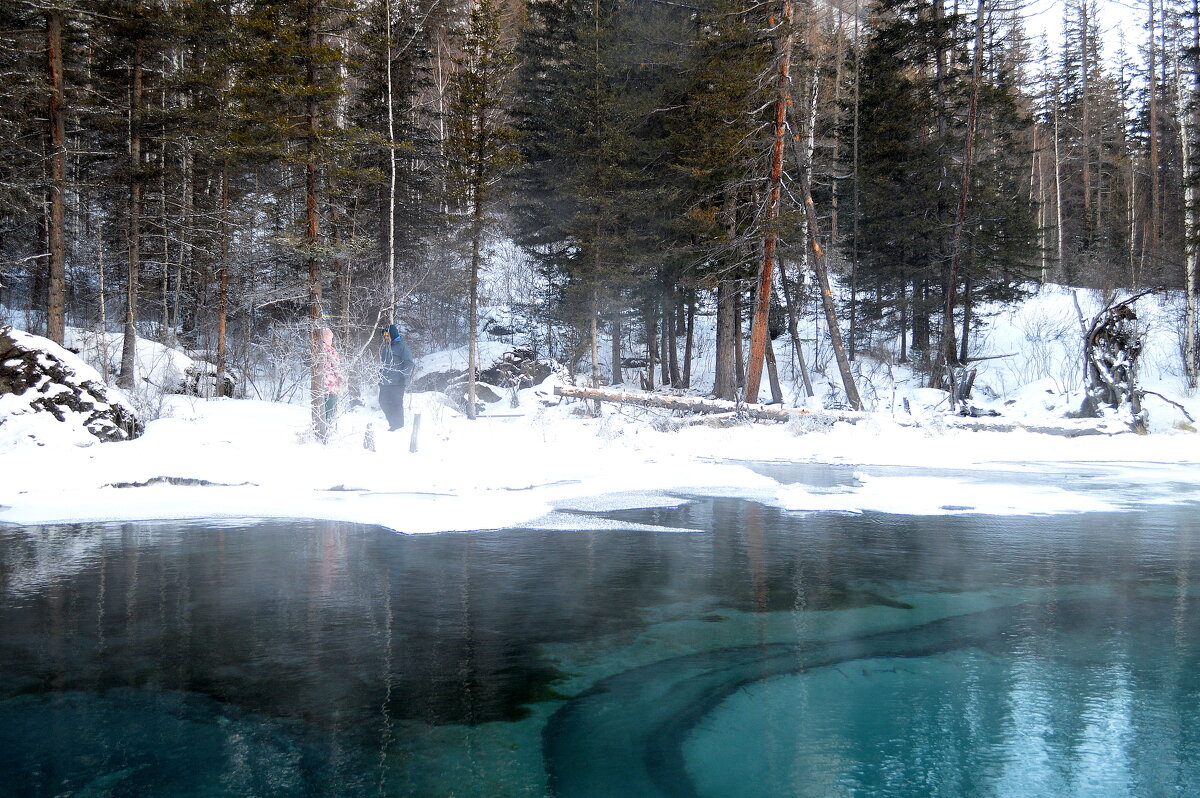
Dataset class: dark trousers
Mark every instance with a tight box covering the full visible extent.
[379,384,406,430]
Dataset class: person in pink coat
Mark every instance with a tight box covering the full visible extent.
[319,327,344,431]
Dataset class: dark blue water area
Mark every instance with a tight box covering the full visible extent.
[2,491,1200,797]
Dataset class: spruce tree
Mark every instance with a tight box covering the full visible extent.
[660,0,770,398]
[849,0,1035,373]
[447,0,519,418]
[231,0,361,440]
[850,0,949,364]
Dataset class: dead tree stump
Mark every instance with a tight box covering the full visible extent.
[1079,296,1147,433]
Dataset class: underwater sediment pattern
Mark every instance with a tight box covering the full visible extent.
[2,490,1199,796]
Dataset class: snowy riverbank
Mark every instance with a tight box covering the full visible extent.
[3,372,1199,533]
[5,284,1200,532]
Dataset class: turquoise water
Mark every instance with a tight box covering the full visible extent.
[2,488,1199,796]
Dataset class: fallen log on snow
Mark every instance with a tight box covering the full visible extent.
[552,385,859,423]
[553,385,1122,437]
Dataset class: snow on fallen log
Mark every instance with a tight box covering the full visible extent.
[552,385,859,423]
[553,385,1121,437]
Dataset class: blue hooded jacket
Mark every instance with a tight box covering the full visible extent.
[381,324,415,387]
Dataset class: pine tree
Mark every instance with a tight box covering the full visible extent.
[87,1,174,388]
[172,0,250,391]
[1056,0,1131,285]
[231,0,362,440]
[0,1,81,340]
[513,0,692,385]
[848,0,1035,375]
[447,0,520,418]
[660,0,770,399]
[348,0,441,338]
[850,0,950,364]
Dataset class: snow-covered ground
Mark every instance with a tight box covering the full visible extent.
[2,285,1199,533]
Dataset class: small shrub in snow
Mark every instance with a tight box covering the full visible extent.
[123,379,169,424]
[787,414,834,435]
[596,413,624,439]
[649,414,682,433]
[568,401,595,418]
[181,361,236,398]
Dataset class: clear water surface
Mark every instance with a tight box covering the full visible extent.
[2,468,1200,797]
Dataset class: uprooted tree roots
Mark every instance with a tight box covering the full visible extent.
[1079,296,1147,433]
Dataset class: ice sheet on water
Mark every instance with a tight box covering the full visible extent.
[514,511,699,534]
[552,491,693,513]
[769,472,1121,516]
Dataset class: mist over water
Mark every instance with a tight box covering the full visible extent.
[2,478,1199,796]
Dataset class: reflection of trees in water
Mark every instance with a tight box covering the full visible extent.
[3,503,1199,740]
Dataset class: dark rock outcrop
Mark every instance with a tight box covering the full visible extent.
[411,348,559,412]
[182,362,235,398]
[410,369,460,394]
[0,326,142,442]
[479,348,554,390]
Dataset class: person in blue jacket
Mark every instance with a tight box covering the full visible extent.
[379,324,415,430]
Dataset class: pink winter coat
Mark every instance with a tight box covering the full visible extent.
[320,328,344,394]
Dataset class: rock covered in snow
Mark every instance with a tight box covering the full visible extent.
[181,359,235,398]
[479,348,557,390]
[0,326,142,445]
[410,346,562,411]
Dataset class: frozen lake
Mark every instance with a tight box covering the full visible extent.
[2,470,1200,796]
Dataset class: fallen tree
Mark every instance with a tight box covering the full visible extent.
[552,385,854,422]
[552,385,1119,438]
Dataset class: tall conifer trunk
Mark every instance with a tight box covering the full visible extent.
[849,0,861,360]
[385,0,397,323]
[467,185,482,419]
[1054,83,1065,270]
[765,337,783,404]
[1148,0,1160,256]
[589,290,600,414]
[1185,0,1199,387]
[448,0,517,418]
[745,0,794,402]
[779,55,857,407]
[778,263,814,398]
[217,162,229,396]
[940,0,985,373]
[611,315,622,384]
[98,222,108,381]
[734,290,745,390]
[1080,4,1092,230]
[306,5,325,441]
[959,278,972,365]
[714,279,737,399]
[175,134,191,337]
[46,10,66,345]
[803,188,861,409]
[667,292,680,387]
[683,294,694,389]
[659,305,669,387]
[713,185,739,400]
[120,45,144,389]
[644,302,656,390]
[214,1,233,396]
